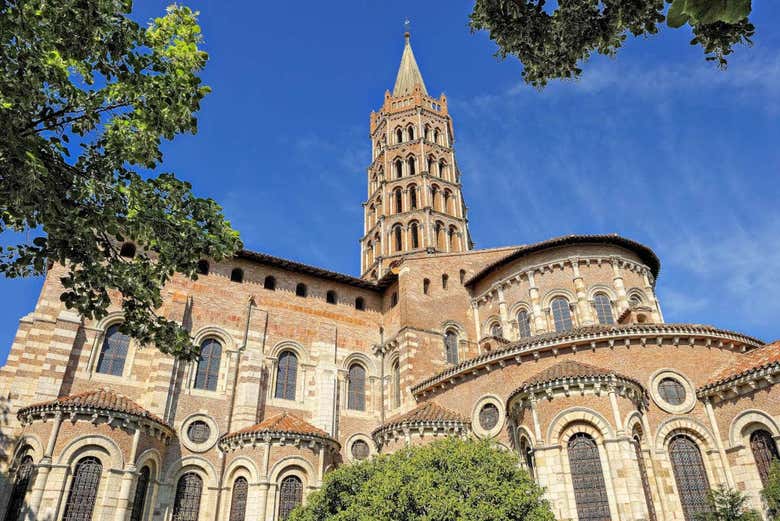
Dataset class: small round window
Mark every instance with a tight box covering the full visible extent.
[351,440,370,461]
[479,403,499,431]
[658,378,686,406]
[187,421,211,444]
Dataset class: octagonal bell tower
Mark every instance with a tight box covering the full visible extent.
[361,31,473,279]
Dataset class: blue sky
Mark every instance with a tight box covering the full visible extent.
[1,1,779,363]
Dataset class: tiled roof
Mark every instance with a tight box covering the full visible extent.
[523,360,639,388]
[374,401,469,434]
[18,388,168,427]
[702,340,780,391]
[221,412,335,443]
[465,234,661,287]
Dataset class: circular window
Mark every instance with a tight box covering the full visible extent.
[479,403,499,431]
[187,421,211,443]
[351,440,370,461]
[658,378,686,405]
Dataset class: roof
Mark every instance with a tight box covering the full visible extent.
[393,33,428,97]
[221,412,336,443]
[237,249,396,291]
[517,360,641,391]
[18,388,168,428]
[465,234,661,287]
[373,401,468,435]
[701,340,780,391]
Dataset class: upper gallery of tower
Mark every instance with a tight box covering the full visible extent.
[361,32,473,280]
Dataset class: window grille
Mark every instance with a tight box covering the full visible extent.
[517,310,532,338]
[658,378,686,406]
[551,298,573,332]
[194,339,222,391]
[347,364,366,411]
[593,293,614,325]
[479,403,499,430]
[62,457,102,521]
[4,455,34,521]
[351,440,370,460]
[633,436,657,521]
[567,433,611,521]
[172,472,203,521]
[187,421,211,444]
[669,435,710,521]
[129,466,151,521]
[278,476,303,520]
[228,477,248,521]
[275,351,298,400]
[96,324,130,376]
[751,429,779,486]
[444,331,458,364]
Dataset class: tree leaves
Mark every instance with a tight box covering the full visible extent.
[0,1,241,360]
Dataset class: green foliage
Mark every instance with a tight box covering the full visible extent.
[289,437,555,521]
[762,460,780,519]
[470,0,755,87]
[0,1,241,360]
[695,485,761,521]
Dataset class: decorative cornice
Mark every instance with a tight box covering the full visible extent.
[697,363,780,404]
[218,430,340,453]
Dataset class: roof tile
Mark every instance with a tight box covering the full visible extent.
[229,412,332,439]
[704,340,780,389]
[380,401,468,431]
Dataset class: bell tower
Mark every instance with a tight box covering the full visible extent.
[361,31,472,279]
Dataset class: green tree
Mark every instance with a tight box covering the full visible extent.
[470,0,755,88]
[696,485,761,521]
[0,1,241,360]
[762,460,780,519]
[289,437,555,521]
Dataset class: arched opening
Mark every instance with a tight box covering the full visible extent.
[427,156,434,174]
[395,159,403,179]
[423,278,430,295]
[410,222,420,249]
[551,297,573,332]
[394,188,403,214]
[517,310,531,338]
[194,338,222,391]
[593,293,614,325]
[490,322,503,338]
[409,185,417,209]
[230,268,244,283]
[434,128,440,144]
[228,476,248,521]
[4,454,34,521]
[439,160,447,180]
[347,363,367,411]
[264,276,276,291]
[407,156,416,176]
[62,457,103,521]
[424,125,431,141]
[295,283,307,297]
[96,324,130,376]
[355,297,365,311]
[520,436,535,478]
[394,225,403,252]
[390,291,398,308]
[196,260,210,275]
[326,290,337,305]
[669,434,710,521]
[567,433,611,521]
[444,330,458,364]
[435,222,445,250]
[278,475,303,520]
[459,269,466,284]
[441,273,449,289]
[129,465,151,521]
[443,190,452,214]
[120,242,136,258]
[431,186,441,212]
[392,360,401,408]
[407,125,415,140]
[395,128,403,144]
[750,429,779,485]
[172,472,203,521]
[275,351,298,400]
[449,226,459,252]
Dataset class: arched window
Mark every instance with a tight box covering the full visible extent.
[442,273,448,289]
[392,360,401,408]
[567,433,611,521]
[278,475,303,520]
[394,225,403,252]
[593,293,614,325]
[517,310,531,338]
[435,222,445,250]
[228,476,248,521]
[669,435,710,521]
[629,293,644,306]
[96,324,130,376]
[172,472,203,521]
[230,268,244,283]
[459,269,466,284]
[194,338,222,391]
[120,242,136,258]
[326,290,337,305]
[551,297,573,332]
[395,159,403,179]
[129,465,151,521]
[196,260,209,275]
[410,222,419,249]
[449,226,459,252]
[434,128,440,144]
[444,330,458,364]
[519,437,535,477]
[407,126,415,140]
[407,156,416,176]
[439,160,447,180]
[490,322,503,338]
[394,188,403,213]
[295,283,307,297]
[427,156,434,174]
[424,125,431,141]
[409,186,417,209]
[751,429,779,486]
[355,297,365,311]
[4,454,34,521]
[443,190,451,214]
[347,363,367,411]
[62,457,103,521]
[395,128,403,144]
[264,276,276,290]
[275,351,298,400]
[423,278,430,295]
[633,434,657,521]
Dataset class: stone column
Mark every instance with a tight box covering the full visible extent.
[527,271,546,333]
[26,412,63,521]
[472,301,482,345]
[643,270,663,322]
[571,259,595,326]
[113,427,142,521]
[496,285,510,336]
[256,482,270,521]
[610,257,629,313]
[703,398,735,487]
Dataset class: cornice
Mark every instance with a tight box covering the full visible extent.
[371,419,470,448]
[218,430,340,453]
[697,363,780,404]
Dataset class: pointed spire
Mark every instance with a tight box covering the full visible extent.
[392,31,428,97]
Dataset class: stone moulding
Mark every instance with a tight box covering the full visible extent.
[697,363,780,404]
[218,430,340,454]
[371,419,470,448]
[410,323,764,398]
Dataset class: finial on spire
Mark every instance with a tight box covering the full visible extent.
[404,18,411,41]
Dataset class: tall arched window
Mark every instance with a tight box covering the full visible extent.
[96,324,130,376]
[395,159,403,179]
[172,472,202,521]
[632,434,657,521]
[593,293,614,325]
[394,188,403,213]
[326,290,338,305]
[427,156,434,174]
[407,126,415,140]
[394,225,403,252]
[194,338,222,391]
[129,465,151,521]
[517,310,531,338]
[62,457,103,521]
[567,433,611,521]
[410,222,420,249]
[392,360,401,408]
[444,330,458,364]
[278,475,303,520]
[424,125,431,141]
[395,128,403,144]
[295,283,307,297]
[751,429,779,485]
[669,435,710,521]
[443,191,451,214]
[347,363,366,411]
[441,273,448,289]
[434,128,440,144]
[407,157,416,176]
[449,226,459,251]
[228,476,248,521]
[435,222,445,249]
[490,322,503,338]
[519,437,535,477]
[275,351,298,400]
[423,278,430,295]
[551,297,573,332]
[409,186,417,209]
[439,160,447,180]
[4,454,34,521]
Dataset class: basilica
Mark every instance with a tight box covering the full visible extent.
[1,31,778,521]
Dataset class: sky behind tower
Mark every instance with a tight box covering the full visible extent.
[1,1,778,362]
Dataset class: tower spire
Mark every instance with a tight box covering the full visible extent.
[392,29,428,97]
